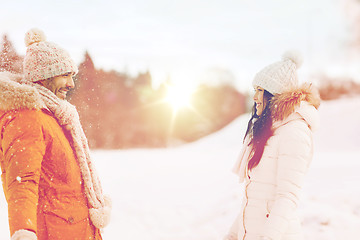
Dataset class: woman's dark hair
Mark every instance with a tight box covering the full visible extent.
[244,90,274,170]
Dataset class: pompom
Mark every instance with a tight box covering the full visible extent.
[89,195,112,229]
[89,205,111,229]
[25,28,46,47]
[282,50,303,69]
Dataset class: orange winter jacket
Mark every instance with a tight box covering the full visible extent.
[0,73,102,239]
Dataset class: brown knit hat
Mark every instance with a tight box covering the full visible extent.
[23,28,78,82]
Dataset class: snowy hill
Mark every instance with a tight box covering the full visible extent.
[1,98,360,240]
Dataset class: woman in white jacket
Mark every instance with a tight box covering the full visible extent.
[225,51,320,240]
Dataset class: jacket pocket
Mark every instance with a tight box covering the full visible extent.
[40,193,90,224]
[44,207,89,224]
[42,208,94,240]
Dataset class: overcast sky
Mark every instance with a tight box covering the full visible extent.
[0,0,355,90]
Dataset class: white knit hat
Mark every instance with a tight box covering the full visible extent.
[23,28,78,82]
[252,50,303,94]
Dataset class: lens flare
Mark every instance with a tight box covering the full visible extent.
[164,84,193,111]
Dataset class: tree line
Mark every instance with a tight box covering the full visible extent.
[0,34,246,149]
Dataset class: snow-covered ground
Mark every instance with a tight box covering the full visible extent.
[1,97,360,240]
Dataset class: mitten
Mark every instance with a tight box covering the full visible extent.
[11,230,37,240]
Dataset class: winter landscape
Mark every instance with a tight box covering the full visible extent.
[1,0,360,239]
[0,96,359,240]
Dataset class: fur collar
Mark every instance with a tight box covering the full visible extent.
[271,83,321,131]
[0,72,45,111]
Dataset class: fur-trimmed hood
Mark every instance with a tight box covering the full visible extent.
[271,83,321,131]
[0,71,45,112]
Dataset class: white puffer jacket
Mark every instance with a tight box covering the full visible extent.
[229,83,320,240]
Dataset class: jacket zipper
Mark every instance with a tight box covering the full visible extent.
[242,174,250,240]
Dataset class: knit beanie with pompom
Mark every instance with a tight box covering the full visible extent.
[23,28,78,82]
[252,50,303,95]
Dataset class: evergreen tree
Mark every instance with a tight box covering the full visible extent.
[0,34,23,73]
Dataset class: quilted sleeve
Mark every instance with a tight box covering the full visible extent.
[1,110,46,236]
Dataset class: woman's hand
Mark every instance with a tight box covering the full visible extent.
[223,232,238,240]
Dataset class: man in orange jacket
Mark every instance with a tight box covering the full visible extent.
[0,28,111,240]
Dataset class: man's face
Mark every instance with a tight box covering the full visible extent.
[42,73,75,100]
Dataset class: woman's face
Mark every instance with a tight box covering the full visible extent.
[253,86,266,116]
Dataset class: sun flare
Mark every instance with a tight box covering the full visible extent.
[164,84,194,111]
